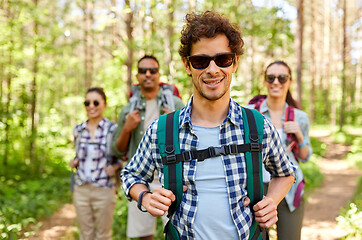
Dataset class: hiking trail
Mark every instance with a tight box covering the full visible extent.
[29,130,361,240]
[301,130,361,240]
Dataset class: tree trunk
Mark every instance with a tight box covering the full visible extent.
[323,0,331,121]
[89,0,94,85]
[29,0,39,167]
[0,52,3,118]
[4,53,12,167]
[189,0,196,12]
[150,0,156,53]
[164,0,175,83]
[339,0,347,131]
[296,0,304,106]
[309,0,316,122]
[111,0,120,50]
[330,4,337,126]
[82,0,93,89]
[125,0,133,95]
[356,55,361,106]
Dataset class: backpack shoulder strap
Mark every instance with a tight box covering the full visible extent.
[248,95,267,112]
[161,88,176,112]
[74,126,83,158]
[285,105,300,161]
[242,108,264,205]
[105,122,116,165]
[241,107,266,240]
[129,85,142,112]
[157,110,182,240]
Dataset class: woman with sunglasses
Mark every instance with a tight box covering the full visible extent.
[247,60,312,240]
[70,87,122,240]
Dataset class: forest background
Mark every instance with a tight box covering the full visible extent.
[0,0,361,239]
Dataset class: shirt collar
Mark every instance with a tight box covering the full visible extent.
[81,117,107,130]
[260,98,289,115]
[225,98,241,126]
[179,96,241,129]
[138,87,164,100]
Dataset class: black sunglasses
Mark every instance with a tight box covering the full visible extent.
[138,67,159,74]
[265,74,290,84]
[84,100,100,107]
[187,52,235,69]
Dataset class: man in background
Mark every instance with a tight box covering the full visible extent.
[112,55,184,240]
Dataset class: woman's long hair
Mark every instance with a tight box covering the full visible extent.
[265,60,300,109]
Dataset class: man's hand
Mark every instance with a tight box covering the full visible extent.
[141,185,188,217]
[69,158,79,168]
[124,110,141,132]
[242,196,278,228]
[142,188,175,217]
[253,196,278,228]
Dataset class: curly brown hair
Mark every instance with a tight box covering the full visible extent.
[178,11,244,58]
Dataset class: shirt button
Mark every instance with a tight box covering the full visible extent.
[192,192,196,196]
[141,116,144,120]
[140,131,143,134]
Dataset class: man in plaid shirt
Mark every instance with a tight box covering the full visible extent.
[122,11,296,240]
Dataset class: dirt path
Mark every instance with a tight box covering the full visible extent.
[28,203,76,240]
[30,130,361,240]
[301,130,362,240]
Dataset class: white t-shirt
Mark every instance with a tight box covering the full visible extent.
[84,144,96,181]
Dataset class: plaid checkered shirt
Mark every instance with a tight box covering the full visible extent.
[74,118,121,188]
[122,97,296,239]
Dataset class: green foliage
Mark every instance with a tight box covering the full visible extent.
[345,133,362,171]
[329,130,362,170]
[337,177,362,239]
[309,136,327,157]
[300,156,324,193]
[112,193,128,239]
[297,136,325,193]
[111,192,164,240]
[332,131,356,145]
[0,173,72,239]
[334,129,362,239]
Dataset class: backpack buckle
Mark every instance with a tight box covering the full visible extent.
[249,134,259,142]
[213,146,226,156]
[208,147,216,157]
[165,145,175,154]
[182,151,192,162]
[250,143,261,152]
[162,155,177,165]
[227,144,238,155]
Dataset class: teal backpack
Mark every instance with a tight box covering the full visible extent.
[157,107,268,240]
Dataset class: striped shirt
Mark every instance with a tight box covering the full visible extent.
[122,97,296,239]
[73,118,121,188]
